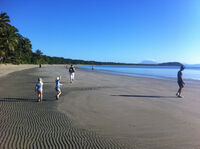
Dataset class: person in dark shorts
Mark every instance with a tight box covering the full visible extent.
[176,65,185,98]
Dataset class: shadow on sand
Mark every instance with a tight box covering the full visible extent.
[111,95,176,98]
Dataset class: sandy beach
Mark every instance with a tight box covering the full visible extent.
[0,65,200,149]
[0,64,37,78]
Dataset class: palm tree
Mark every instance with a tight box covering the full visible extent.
[1,26,18,51]
[16,35,32,53]
[35,49,43,66]
[17,35,33,63]
[0,12,18,62]
[0,50,5,62]
[23,37,32,52]
[0,12,10,62]
[0,12,10,32]
[36,49,43,56]
[0,25,19,63]
[0,12,10,24]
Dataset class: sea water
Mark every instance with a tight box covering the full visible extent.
[80,65,200,84]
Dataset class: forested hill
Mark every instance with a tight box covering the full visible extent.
[158,62,183,66]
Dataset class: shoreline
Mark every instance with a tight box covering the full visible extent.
[79,67,200,85]
[1,64,199,85]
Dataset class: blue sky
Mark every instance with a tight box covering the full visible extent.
[1,0,200,64]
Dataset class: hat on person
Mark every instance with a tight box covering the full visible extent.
[56,77,60,80]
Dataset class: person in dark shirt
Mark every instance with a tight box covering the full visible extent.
[69,65,75,83]
[176,65,185,98]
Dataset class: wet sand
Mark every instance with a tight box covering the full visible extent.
[0,65,200,149]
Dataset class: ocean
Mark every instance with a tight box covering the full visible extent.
[80,65,200,84]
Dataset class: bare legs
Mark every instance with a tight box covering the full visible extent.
[38,91,43,101]
[70,73,75,83]
[176,87,183,98]
[56,90,61,99]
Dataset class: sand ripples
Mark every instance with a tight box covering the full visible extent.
[0,100,130,149]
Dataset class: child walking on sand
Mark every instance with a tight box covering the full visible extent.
[35,78,43,102]
[55,76,62,99]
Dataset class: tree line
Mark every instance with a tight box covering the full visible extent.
[0,11,126,65]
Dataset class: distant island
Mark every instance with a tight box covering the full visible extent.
[157,62,183,66]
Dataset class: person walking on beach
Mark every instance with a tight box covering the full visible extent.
[69,65,76,83]
[176,65,185,98]
[72,65,76,81]
[35,78,43,102]
[55,76,62,99]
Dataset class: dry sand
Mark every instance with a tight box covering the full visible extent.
[0,64,37,77]
[0,65,200,149]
